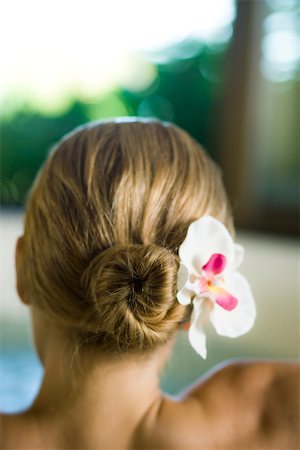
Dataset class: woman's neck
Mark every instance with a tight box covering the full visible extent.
[30,324,174,440]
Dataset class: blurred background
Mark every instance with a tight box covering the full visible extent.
[0,0,299,412]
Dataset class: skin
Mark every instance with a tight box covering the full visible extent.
[0,238,299,450]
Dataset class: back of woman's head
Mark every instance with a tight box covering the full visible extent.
[23,118,234,352]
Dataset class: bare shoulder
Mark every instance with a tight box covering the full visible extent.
[0,412,39,450]
[140,360,299,450]
[1,413,17,449]
[1,413,24,449]
[184,360,300,449]
[186,359,300,407]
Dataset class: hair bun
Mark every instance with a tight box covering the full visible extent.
[81,244,186,351]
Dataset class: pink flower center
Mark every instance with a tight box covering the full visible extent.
[198,253,238,312]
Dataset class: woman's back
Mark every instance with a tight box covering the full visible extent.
[1,119,298,449]
[1,361,299,449]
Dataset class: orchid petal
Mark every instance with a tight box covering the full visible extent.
[202,253,226,275]
[177,263,193,305]
[188,298,208,359]
[210,285,238,311]
[232,244,244,270]
[177,287,193,305]
[179,216,235,276]
[177,263,189,291]
[209,272,256,338]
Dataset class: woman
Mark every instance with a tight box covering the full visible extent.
[1,119,298,449]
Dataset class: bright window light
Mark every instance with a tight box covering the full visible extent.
[0,0,235,113]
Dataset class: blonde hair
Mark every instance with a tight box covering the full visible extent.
[23,119,234,352]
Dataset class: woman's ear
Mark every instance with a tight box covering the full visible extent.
[181,322,190,332]
[15,236,30,305]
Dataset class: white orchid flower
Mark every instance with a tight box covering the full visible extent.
[177,215,256,359]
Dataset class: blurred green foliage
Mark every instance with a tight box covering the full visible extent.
[0,42,228,206]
